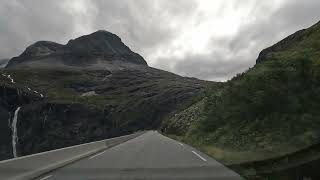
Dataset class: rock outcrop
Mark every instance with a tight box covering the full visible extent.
[6,30,147,70]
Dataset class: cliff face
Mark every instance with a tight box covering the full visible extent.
[0,31,212,160]
[0,83,41,159]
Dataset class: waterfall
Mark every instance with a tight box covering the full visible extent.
[11,107,21,158]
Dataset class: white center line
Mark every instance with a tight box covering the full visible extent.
[192,151,207,161]
[89,150,107,159]
[39,175,52,180]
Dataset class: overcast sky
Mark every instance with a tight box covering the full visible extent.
[0,0,320,81]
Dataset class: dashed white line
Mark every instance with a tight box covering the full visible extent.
[89,150,107,159]
[192,151,207,161]
[178,142,184,146]
[39,175,52,180]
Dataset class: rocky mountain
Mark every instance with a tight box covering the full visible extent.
[0,31,214,160]
[6,30,147,70]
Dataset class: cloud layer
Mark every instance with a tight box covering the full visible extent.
[0,0,319,81]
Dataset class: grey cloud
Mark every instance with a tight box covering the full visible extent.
[229,0,320,59]
[0,0,319,82]
[0,0,198,59]
[0,0,76,59]
[154,0,320,81]
[275,0,320,28]
[156,51,255,82]
[91,0,198,54]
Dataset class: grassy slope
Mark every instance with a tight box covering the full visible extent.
[1,66,211,125]
[0,66,215,159]
[165,21,320,177]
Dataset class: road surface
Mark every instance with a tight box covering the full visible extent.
[36,131,243,180]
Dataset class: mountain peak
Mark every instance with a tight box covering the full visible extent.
[67,30,119,45]
[66,30,132,56]
[6,31,147,69]
[92,30,118,35]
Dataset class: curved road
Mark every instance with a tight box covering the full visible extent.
[36,131,243,180]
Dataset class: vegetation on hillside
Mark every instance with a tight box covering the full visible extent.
[0,66,213,159]
[164,21,320,179]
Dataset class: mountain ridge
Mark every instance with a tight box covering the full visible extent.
[6,30,147,69]
[257,20,320,63]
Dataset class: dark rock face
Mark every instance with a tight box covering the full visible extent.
[0,85,41,159]
[18,102,111,156]
[6,30,147,69]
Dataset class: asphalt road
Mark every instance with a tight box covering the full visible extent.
[36,131,243,180]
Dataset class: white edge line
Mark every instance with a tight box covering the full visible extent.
[192,151,207,161]
[178,143,184,146]
[89,150,107,159]
[39,175,52,180]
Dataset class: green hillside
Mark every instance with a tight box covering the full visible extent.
[164,21,320,179]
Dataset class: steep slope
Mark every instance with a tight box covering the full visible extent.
[257,21,320,63]
[0,32,213,160]
[164,21,320,177]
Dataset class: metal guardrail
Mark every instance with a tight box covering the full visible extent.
[0,131,146,180]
